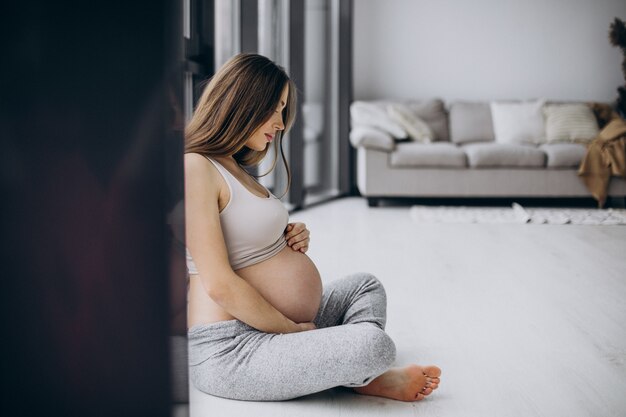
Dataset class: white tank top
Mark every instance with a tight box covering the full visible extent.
[186,156,288,272]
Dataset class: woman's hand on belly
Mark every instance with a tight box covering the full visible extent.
[284,222,310,253]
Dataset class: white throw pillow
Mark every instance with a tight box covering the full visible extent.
[387,103,434,143]
[350,101,407,139]
[490,100,546,145]
[543,104,599,143]
[349,126,395,151]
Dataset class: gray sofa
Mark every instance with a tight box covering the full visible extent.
[351,99,626,207]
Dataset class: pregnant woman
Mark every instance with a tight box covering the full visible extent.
[185,53,441,401]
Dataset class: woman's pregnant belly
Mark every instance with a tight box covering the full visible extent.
[236,245,322,323]
[187,245,322,328]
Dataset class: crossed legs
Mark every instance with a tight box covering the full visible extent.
[188,272,442,401]
[315,272,441,402]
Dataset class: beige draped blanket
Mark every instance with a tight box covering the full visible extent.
[578,114,626,207]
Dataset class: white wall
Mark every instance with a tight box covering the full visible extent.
[353,0,626,102]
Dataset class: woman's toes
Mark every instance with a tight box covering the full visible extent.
[421,387,433,396]
[415,392,425,401]
[423,366,442,378]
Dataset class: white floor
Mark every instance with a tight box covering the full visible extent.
[189,196,626,417]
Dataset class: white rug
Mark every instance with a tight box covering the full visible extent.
[409,203,626,225]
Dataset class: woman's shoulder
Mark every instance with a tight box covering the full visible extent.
[185,153,222,186]
[184,153,228,202]
[185,152,218,173]
[185,152,209,163]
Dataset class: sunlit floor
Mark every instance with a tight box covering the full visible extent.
[189,196,626,417]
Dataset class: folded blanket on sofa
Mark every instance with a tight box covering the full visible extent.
[578,114,626,207]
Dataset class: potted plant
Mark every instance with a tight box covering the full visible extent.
[609,17,626,118]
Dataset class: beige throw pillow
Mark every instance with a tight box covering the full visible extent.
[387,104,434,143]
[406,99,448,141]
[543,104,599,143]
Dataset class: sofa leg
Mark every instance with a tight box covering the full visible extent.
[367,197,380,207]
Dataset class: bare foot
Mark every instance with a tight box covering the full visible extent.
[354,365,441,402]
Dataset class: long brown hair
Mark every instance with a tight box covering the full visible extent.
[185,53,297,198]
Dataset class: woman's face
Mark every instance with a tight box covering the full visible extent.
[245,84,289,152]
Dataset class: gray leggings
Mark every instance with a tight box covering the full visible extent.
[188,272,397,401]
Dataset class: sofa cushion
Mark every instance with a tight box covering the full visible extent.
[449,101,495,144]
[404,99,450,141]
[490,99,546,144]
[390,142,466,168]
[543,104,599,143]
[387,103,434,143]
[350,126,395,151]
[464,143,546,167]
[351,101,407,139]
[539,143,587,168]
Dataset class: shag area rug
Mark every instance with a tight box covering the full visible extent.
[409,203,626,225]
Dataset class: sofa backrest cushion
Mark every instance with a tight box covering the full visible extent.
[449,101,495,144]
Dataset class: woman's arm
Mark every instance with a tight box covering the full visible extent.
[185,154,313,334]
